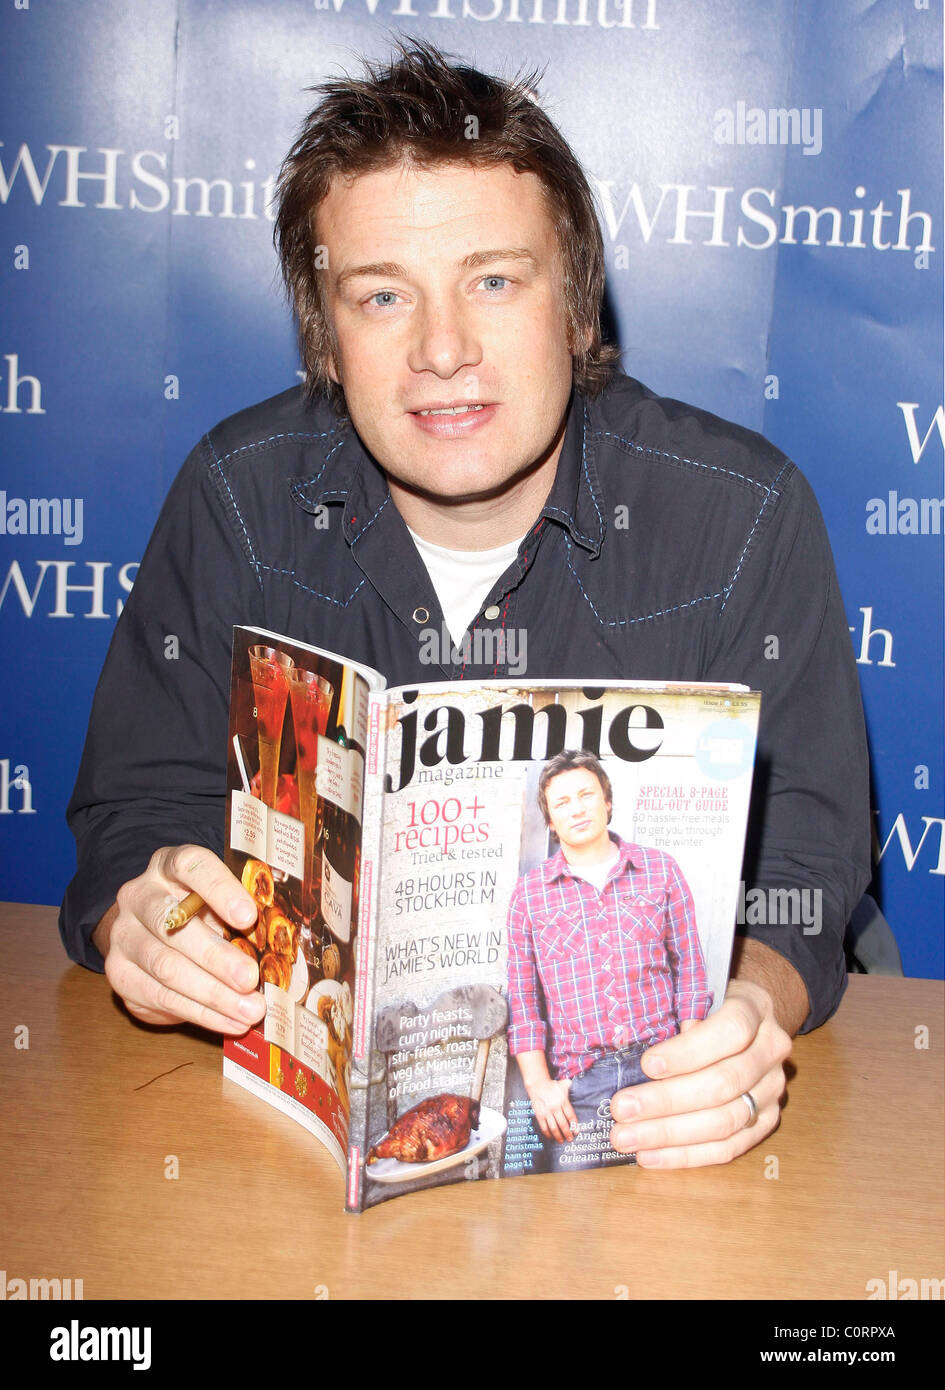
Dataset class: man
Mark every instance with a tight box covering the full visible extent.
[60,41,870,1170]
[507,751,712,1170]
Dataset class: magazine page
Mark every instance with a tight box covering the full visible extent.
[349,682,760,1211]
[221,625,380,1172]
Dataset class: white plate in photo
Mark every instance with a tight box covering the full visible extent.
[285,948,309,1003]
[304,978,343,1015]
[364,1105,508,1184]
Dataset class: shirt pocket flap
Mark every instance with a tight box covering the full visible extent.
[616,889,666,938]
[536,912,586,961]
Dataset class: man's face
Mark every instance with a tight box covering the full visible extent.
[316,161,575,506]
[544,767,611,853]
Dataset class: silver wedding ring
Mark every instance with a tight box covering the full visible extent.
[740,1090,759,1127]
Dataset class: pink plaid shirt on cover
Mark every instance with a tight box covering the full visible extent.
[506,834,712,1080]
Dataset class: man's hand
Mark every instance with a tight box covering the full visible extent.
[608,976,793,1167]
[527,1077,579,1144]
[93,845,268,1034]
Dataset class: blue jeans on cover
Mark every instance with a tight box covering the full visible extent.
[546,1043,648,1173]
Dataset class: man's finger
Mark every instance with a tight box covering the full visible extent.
[538,1107,571,1144]
[534,1112,553,1141]
[555,1108,576,1143]
[111,916,267,1028]
[159,844,257,932]
[129,884,261,995]
[115,958,268,1035]
[639,994,763,1080]
[610,1071,783,1155]
[609,1043,777,1127]
[610,1015,790,1124]
[632,1103,783,1170]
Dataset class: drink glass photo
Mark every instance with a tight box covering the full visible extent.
[248,645,295,809]
[287,667,334,929]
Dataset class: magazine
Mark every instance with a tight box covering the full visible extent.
[221,625,761,1212]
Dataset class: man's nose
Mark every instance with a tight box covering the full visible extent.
[407,294,483,380]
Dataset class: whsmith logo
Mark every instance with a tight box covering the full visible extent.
[1,145,935,255]
[0,143,277,220]
[0,560,137,618]
[596,182,935,253]
[312,0,661,27]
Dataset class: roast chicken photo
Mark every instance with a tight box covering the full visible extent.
[367,1093,481,1164]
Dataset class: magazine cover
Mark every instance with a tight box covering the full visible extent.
[349,681,759,1210]
[221,628,761,1213]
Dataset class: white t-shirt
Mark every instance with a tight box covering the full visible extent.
[407,526,524,647]
[569,847,621,893]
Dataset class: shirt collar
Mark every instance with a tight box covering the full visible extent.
[536,389,605,556]
[540,832,640,885]
[287,386,606,556]
[288,417,389,543]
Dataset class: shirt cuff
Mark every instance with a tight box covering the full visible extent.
[676,989,713,1021]
[507,1021,547,1056]
[58,881,110,974]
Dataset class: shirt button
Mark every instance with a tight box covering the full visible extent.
[483,604,501,620]
[412,607,430,624]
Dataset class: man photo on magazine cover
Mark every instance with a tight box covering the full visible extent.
[506,750,713,1172]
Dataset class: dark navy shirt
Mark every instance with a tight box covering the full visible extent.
[60,372,871,1028]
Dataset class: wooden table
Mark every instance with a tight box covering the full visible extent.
[2,902,942,1301]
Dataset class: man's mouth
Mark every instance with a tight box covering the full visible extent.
[408,401,498,437]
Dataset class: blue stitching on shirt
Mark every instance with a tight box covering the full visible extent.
[719,458,790,614]
[293,438,346,500]
[563,532,728,625]
[538,407,600,549]
[565,430,788,623]
[596,430,776,495]
[580,400,604,544]
[216,430,335,467]
[207,428,356,595]
[206,435,262,583]
[542,504,578,524]
[259,566,366,607]
[351,494,390,541]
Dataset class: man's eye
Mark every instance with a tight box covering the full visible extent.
[480,275,509,292]
[367,290,399,308]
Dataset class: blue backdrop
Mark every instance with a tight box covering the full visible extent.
[2,0,942,976]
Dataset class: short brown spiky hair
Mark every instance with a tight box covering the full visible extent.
[538,750,613,827]
[275,39,620,413]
